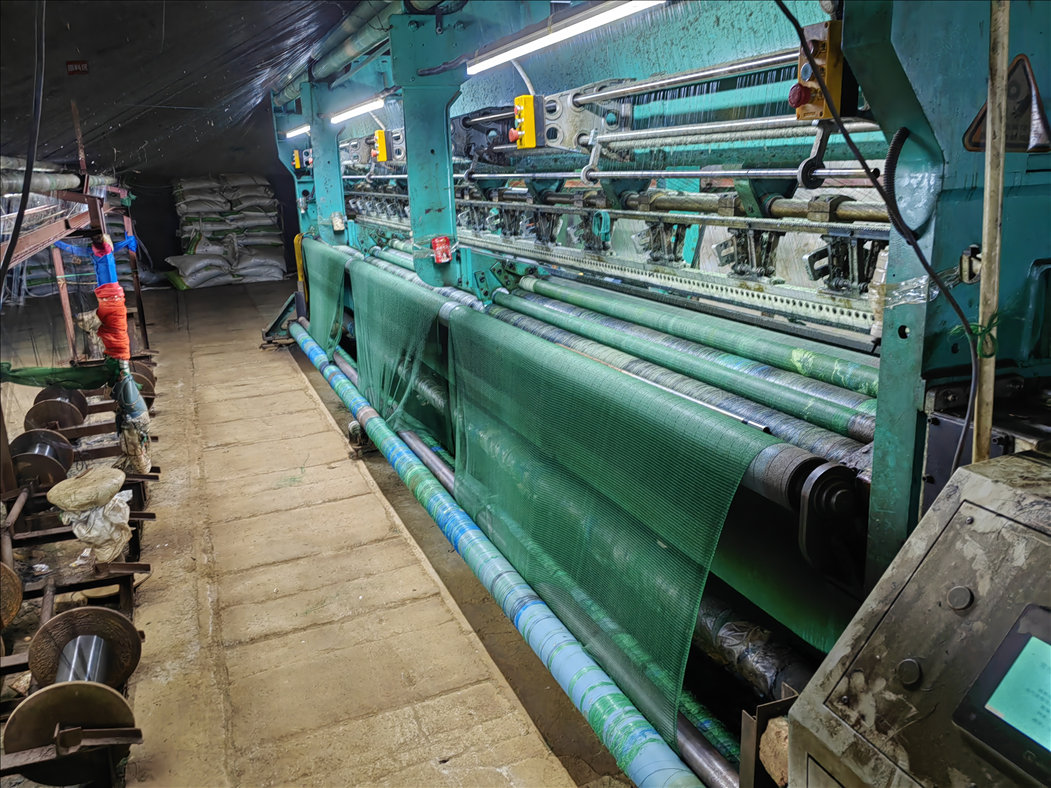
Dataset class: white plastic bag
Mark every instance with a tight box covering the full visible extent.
[61,490,133,563]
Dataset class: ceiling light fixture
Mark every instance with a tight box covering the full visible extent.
[466,0,665,76]
[284,124,311,139]
[329,97,386,125]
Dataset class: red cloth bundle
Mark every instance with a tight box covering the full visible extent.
[94,282,131,360]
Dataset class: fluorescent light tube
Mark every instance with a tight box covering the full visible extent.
[467,0,665,76]
[284,124,311,139]
[329,98,386,125]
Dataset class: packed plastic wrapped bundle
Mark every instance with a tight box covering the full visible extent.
[164,253,237,290]
[225,237,287,283]
[170,173,286,287]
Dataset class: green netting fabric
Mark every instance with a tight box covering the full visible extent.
[0,360,116,389]
[348,263,450,439]
[447,306,776,741]
[302,238,350,357]
[344,255,780,743]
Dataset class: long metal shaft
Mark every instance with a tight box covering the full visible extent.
[676,714,740,788]
[328,349,456,492]
[55,634,111,683]
[590,115,877,145]
[974,0,1011,463]
[590,122,880,150]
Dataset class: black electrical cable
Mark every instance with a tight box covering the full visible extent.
[0,0,47,286]
[774,0,979,473]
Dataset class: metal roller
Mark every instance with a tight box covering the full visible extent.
[34,387,89,418]
[486,302,866,464]
[9,429,75,487]
[28,607,142,689]
[2,681,138,786]
[503,289,877,442]
[130,371,156,409]
[24,400,86,431]
[2,607,143,785]
[129,361,156,387]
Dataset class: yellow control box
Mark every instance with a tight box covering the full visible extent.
[790,20,845,121]
[374,129,389,163]
[511,94,545,149]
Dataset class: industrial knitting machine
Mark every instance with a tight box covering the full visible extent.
[269,1,1050,785]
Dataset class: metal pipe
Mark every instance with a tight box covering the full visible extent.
[586,167,871,181]
[289,321,703,788]
[573,49,799,106]
[0,155,65,173]
[274,2,442,107]
[591,120,880,148]
[463,109,516,126]
[621,191,888,223]
[676,714,740,788]
[55,634,111,683]
[1,487,29,568]
[0,172,116,194]
[39,577,56,625]
[329,347,455,490]
[974,0,1010,463]
[400,429,456,493]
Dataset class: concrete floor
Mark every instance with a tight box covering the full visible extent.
[1,283,625,787]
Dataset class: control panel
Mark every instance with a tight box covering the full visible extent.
[343,129,407,169]
[292,148,313,175]
[788,452,1051,787]
[510,94,545,149]
[789,20,851,121]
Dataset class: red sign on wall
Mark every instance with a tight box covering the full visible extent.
[66,61,89,75]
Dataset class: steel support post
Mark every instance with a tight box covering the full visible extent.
[388,14,470,289]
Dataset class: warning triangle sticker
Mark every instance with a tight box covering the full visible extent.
[964,54,1051,152]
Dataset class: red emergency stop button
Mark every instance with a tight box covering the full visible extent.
[788,83,813,108]
[508,128,523,143]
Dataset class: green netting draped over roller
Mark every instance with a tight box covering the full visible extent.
[447,306,780,741]
[0,360,116,389]
[521,277,880,397]
[302,238,351,357]
[348,263,451,442]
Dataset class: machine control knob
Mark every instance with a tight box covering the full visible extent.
[896,658,923,689]
[508,129,523,142]
[947,585,974,611]
[788,83,814,108]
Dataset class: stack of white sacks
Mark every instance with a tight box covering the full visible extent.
[165,174,287,288]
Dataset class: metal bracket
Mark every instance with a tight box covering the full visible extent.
[543,80,634,153]
[740,686,799,788]
[797,120,835,188]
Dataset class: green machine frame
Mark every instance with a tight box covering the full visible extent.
[273,0,1050,648]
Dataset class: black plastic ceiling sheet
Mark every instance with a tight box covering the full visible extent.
[0,1,355,176]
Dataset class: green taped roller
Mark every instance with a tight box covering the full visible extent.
[520,276,880,397]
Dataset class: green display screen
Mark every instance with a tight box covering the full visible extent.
[985,636,1051,751]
